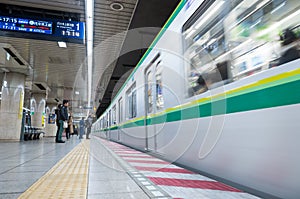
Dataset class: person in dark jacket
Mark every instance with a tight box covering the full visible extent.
[79,117,85,139]
[86,115,92,139]
[279,28,300,65]
[57,100,69,143]
[55,104,62,142]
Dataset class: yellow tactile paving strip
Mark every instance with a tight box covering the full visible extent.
[18,140,90,199]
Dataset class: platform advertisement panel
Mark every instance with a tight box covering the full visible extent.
[48,114,56,124]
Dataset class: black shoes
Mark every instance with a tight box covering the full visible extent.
[56,140,65,143]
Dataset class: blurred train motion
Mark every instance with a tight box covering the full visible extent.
[93,0,300,198]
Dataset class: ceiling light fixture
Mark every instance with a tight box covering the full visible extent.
[75,91,80,95]
[194,0,225,30]
[1,68,10,73]
[110,2,124,11]
[57,41,67,48]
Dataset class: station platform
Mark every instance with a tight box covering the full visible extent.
[0,135,261,199]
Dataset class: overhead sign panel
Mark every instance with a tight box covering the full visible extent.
[54,20,85,40]
[0,16,52,34]
[0,15,85,44]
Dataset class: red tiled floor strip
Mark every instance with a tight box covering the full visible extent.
[135,166,194,174]
[115,151,143,154]
[126,159,169,164]
[119,155,154,158]
[148,177,241,192]
[113,151,141,153]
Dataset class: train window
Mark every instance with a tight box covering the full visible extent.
[112,105,116,125]
[183,0,300,97]
[108,110,111,127]
[118,98,123,123]
[156,61,164,110]
[103,115,106,128]
[100,118,103,129]
[126,83,137,119]
[146,71,153,113]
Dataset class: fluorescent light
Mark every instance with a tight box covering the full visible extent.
[194,0,225,29]
[250,18,262,29]
[215,39,252,61]
[185,29,196,39]
[1,68,10,72]
[207,38,217,46]
[256,9,300,37]
[58,41,67,48]
[75,91,80,95]
[256,0,272,10]
[229,0,271,31]
[271,1,286,14]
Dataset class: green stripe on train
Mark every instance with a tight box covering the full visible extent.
[104,79,300,130]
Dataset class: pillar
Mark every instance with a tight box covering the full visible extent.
[30,93,46,128]
[0,72,25,140]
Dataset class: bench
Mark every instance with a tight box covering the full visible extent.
[24,126,45,141]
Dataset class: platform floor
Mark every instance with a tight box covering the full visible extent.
[0,135,261,199]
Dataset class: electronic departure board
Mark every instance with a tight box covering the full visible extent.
[0,15,85,44]
[0,16,52,34]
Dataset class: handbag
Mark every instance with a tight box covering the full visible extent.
[63,121,68,128]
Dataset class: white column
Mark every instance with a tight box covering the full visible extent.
[30,93,46,128]
[0,72,25,140]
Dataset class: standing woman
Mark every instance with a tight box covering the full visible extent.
[66,116,70,140]
[69,116,74,136]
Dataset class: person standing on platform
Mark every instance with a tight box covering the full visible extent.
[79,117,85,139]
[66,118,70,140]
[65,115,73,140]
[68,115,74,137]
[58,100,69,143]
[55,104,62,142]
[86,115,92,139]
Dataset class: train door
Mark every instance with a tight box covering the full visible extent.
[108,110,111,140]
[145,58,162,151]
[145,66,155,151]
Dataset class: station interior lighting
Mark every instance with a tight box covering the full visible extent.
[57,41,67,48]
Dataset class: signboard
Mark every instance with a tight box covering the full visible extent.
[0,16,52,34]
[54,21,85,40]
[83,106,93,110]
[48,113,56,124]
[0,15,85,43]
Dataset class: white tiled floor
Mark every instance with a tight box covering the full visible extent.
[0,135,265,199]
[0,137,81,198]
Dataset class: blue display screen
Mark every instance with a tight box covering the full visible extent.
[0,15,85,43]
[0,16,52,34]
[54,20,85,40]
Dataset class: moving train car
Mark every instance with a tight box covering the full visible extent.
[92,0,300,198]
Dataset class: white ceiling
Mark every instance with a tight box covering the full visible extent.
[0,0,138,117]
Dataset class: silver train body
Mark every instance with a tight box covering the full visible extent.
[93,0,300,198]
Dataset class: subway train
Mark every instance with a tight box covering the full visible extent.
[92,0,300,198]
